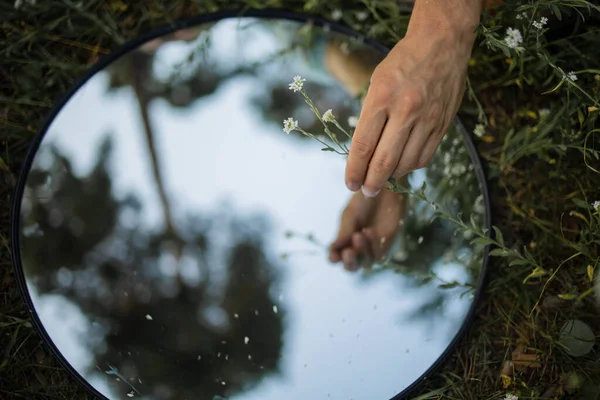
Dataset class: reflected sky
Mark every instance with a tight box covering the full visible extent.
[18,17,486,400]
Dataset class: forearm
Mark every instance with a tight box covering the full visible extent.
[406,0,485,53]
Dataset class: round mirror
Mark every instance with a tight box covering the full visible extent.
[12,11,491,400]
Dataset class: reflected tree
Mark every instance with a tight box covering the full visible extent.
[21,136,285,399]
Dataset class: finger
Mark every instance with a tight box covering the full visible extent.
[361,228,384,262]
[329,210,358,262]
[341,247,360,271]
[362,118,413,197]
[417,129,443,167]
[345,94,387,192]
[393,123,432,179]
[352,232,374,263]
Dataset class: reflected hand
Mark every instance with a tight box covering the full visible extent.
[345,21,477,197]
[329,187,406,271]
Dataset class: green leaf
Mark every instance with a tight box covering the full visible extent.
[492,226,505,246]
[419,276,434,285]
[558,293,578,300]
[321,147,335,152]
[471,237,492,246]
[551,4,562,20]
[523,267,548,283]
[439,281,461,289]
[510,258,530,267]
[489,248,510,257]
[419,181,427,197]
[572,198,590,209]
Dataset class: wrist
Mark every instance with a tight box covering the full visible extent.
[405,0,483,54]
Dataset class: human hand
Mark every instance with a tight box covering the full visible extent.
[329,187,406,271]
[345,11,479,197]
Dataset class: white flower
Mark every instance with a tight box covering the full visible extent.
[283,117,299,134]
[288,75,306,92]
[504,394,519,400]
[592,200,600,211]
[356,11,368,21]
[563,71,578,82]
[322,109,335,123]
[516,12,527,20]
[348,116,359,128]
[244,336,250,344]
[331,9,343,21]
[504,27,523,49]
[538,108,550,119]
[532,17,548,29]
[473,124,485,137]
[145,314,153,320]
[273,305,278,314]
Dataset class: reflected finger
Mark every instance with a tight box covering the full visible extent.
[341,247,360,271]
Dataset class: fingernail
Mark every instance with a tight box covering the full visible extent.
[347,181,361,191]
[361,186,380,198]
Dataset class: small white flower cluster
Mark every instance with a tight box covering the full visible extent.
[473,124,485,138]
[322,109,335,123]
[563,71,578,82]
[348,116,359,128]
[516,12,527,20]
[283,117,299,134]
[592,200,600,211]
[356,11,369,21]
[532,17,548,29]
[504,27,523,49]
[288,75,306,92]
[504,394,519,400]
[331,9,343,21]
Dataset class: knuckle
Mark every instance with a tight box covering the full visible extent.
[395,160,416,175]
[400,90,424,112]
[350,138,374,158]
[370,153,397,173]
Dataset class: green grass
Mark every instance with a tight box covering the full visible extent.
[1,0,600,399]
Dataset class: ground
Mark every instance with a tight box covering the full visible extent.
[1,0,599,399]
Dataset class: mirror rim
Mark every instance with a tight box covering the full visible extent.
[10,8,492,400]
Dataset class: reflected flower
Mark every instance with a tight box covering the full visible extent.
[288,75,306,92]
[283,117,299,134]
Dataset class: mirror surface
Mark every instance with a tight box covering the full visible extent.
[17,16,488,400]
